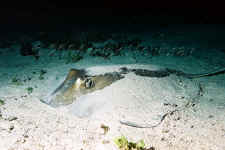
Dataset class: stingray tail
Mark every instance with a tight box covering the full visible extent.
[166,68,225,79]
[184,68,225,79]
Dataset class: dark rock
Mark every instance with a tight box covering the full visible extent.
[20,42,34,56]
[20,42,39,60]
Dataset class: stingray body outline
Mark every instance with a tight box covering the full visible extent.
[42,67,225,108]
[45,68,124,107]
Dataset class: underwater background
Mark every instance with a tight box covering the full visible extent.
[0,6,224,150]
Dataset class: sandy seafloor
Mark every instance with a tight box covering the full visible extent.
[0,25,225,150]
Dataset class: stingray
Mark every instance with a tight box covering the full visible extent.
[41,67,225,108]
[42,68,124,107]
[40,66,225,128]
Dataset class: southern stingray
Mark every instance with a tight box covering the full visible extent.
[42,67,225,107]
[41,67,225,127]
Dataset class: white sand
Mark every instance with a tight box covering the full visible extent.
[0,29,225,150]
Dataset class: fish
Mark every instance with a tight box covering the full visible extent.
[44,68,124,107]
[41,67,225,108]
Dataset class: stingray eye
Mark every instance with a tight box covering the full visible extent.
[85,78,95,89]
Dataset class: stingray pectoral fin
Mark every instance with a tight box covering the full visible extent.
[48,94,75,107]
[47,80,83,107]
[43,69,87,107]
[51,69,83,95]
[40,87,76,108]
